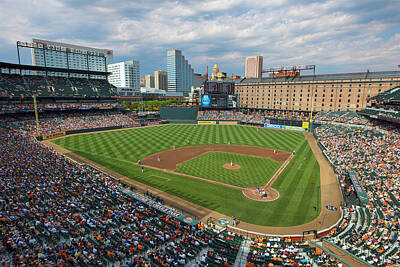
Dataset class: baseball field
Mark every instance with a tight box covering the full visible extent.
[52,124,321,227]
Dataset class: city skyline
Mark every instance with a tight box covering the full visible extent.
[0,0,399,77]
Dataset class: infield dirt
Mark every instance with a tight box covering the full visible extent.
[141,145,289,171]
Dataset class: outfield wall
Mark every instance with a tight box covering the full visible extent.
[160,106,199,121]
[195,120,309,131]
[37,125,135,141]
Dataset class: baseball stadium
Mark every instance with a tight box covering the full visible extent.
[1,49,400,266]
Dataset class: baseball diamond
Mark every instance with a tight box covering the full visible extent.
[51,124,337,229]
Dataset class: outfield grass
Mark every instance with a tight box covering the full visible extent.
[175,151,282,188]
[53,124,320,227]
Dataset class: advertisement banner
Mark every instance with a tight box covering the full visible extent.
[264,124,305,131]
[198,121,216,125]
[145,121,162,126]
[219,121,238,125]
[302,121,310,128]
[264,123,282,129]
[42,132,66,140]
[282,126,305,131]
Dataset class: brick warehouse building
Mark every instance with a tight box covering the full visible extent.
[235,71,400,112]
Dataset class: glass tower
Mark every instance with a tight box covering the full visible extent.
[167,50,194,93]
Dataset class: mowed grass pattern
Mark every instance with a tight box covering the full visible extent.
[53,125,321,227]
[176,152,282,188]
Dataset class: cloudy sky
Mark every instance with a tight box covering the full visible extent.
[0,0,399,77]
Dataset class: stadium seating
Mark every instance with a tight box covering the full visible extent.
[0,73,116,97]
[0,73,30,96]
[0,102,120,114]
[313,110,369,125]
[89,79,116,96]
[1,83,400,266]
[0,110,358,266]
[197,110,310,123]
[22,75,49,96]
[0,127,219,266]
[69,77,97,96]
[46,76,75,96]
[314,123,400,266]
[370,86,400,102]
[245,237,342,266]
[6,110,139,136]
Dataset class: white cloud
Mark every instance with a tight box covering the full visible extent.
[0,0,399,76]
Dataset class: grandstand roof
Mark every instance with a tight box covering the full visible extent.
[240,70,400,84]
[0,62,112,76]
[369,86,400,103]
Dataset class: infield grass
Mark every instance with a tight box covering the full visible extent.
[175,151,282,188]
[53,124,321,227]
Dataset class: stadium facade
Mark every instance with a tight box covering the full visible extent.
[167,50,194,94]
[31,39,113,79]
[235,71,400,112]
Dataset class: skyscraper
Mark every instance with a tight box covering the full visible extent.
[154,70,168,91]
[167,50,194,93]
[145,74,155,88]
[31,38,113,78]
[107,60,140,90]
[245,56,263,78]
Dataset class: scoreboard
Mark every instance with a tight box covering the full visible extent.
[202,80,237,109]
[202,94,237,109]
[204,81,235,94]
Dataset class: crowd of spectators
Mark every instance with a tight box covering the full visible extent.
[0,127,219,266]
[0,102,120,113]
[197,110,310,123]
[2,102,400,265]
[313,111,370,125]
[314,123,400,265]
[3,110,140,136]
[245,237,340,266]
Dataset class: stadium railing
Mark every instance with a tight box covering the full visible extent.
[322,238,374,267]
[309,240,354,267]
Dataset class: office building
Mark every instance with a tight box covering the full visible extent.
[107,60,140,91]
[145,74,155,88]
[235,70,400,112]
[154,70,168,91]
[193,73,205,88]
[31,38,113,78]
[245,56,263,78]
[167,50,194,93]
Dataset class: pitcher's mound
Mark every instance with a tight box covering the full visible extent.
[223,163,241,170]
